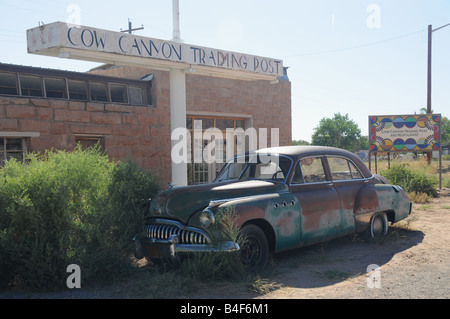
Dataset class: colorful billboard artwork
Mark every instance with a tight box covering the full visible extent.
[369,114,441,152]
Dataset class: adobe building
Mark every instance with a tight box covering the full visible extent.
[0,62,291,186]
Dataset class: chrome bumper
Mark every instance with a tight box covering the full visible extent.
[134,236,240,260]
[134,218,240,260]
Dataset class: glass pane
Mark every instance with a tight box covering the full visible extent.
[6,138,22,151]
[291,163,305,184]
[215,119,235,130]
[110,84,128,103]
[194,118,213,130]
[75,137,102,150]
[300,157,327,183]
[20,74,43,97]
[0,72,18,95]
[328,157,353,180]
[68,80,87,100]
[235,119,246,129]
[45,77,67,98]
[186,117,192,130]
[129,86,143,105]
[349,161,363,179]
[0,137,4,148]
[89,82,108,102]
[145,87,152,105]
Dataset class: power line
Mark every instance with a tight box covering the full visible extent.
[284,29,427,58]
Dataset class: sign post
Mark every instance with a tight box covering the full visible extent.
[26,21,283,186]
[368,114,442,189]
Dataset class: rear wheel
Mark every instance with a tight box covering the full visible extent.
[238,224,269,271]
[368,212,388,241]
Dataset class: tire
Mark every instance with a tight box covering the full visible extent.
[238,224,269,271]
[368,212,388,241]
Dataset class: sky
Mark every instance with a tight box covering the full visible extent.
[1,0,449,142]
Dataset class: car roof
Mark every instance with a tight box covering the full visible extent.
[255,145,353,157]
[253,145,372,178]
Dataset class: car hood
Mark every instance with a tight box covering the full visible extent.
[149,180,288,223]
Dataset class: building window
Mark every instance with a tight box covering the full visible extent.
[186,116,247,185]
[89,82,108,102]
[45,77,68,99]
[74,135,103,150]
[0,64,154,106]
[0,137,27,166]
[20,74,43,97]
[0,72,18,95]
[68,79,88,101]
[110,84,128,103]
[129,86,143,105]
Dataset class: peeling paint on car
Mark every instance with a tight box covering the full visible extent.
[135,146,412,267]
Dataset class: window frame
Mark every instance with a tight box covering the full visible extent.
[326,155,365,181]
[19,74,44,97]
[0,71,19,96]
[290,155,329,185]
[0,63,154,106]
[74,134,104,150]
[0,136,29,166]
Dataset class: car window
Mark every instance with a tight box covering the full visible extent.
[215,162,247,182]
[215,155,292,183]
[328,156,363,180]
[293,156,327,183]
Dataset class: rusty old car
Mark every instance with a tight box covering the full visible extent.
[134,146,412,268]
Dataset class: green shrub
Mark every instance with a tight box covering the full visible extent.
[380,164,438,197]
[96,160,160,278]
[0,146,159,290]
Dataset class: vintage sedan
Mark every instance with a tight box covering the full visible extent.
[134,146,412,268]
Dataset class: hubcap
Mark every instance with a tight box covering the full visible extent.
[372,215,385,238]
[240,236,261,265]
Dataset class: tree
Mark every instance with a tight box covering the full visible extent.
[292,139,310,146]
[311,113,362,152]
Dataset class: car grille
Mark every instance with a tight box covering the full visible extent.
[145,223,209,245]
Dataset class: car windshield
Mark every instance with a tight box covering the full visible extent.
[214,154,292,183]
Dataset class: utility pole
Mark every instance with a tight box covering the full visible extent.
[426,23,450,114]
[426,23,449,166]
[427,25,432,115]
[120,18,144,34]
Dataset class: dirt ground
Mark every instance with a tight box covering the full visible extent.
[196,188,450,299]
[1,188,449,299]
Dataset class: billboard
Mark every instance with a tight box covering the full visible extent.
[369,114,441,152]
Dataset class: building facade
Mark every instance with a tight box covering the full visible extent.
[0,62,291,186]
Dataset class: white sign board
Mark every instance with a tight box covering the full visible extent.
[27,22,283,80]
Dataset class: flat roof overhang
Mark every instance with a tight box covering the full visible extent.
[27,22,283,82]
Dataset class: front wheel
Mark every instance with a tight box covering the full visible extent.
[368,212,388,241]
[238,224,269,271]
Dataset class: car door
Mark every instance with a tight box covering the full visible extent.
[289,156,343,246]
[325,155,367,235]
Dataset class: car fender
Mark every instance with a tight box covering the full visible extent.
[354,183,412,232]
[205,192,302,253]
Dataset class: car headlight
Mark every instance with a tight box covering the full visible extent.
[200,209,215,227]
